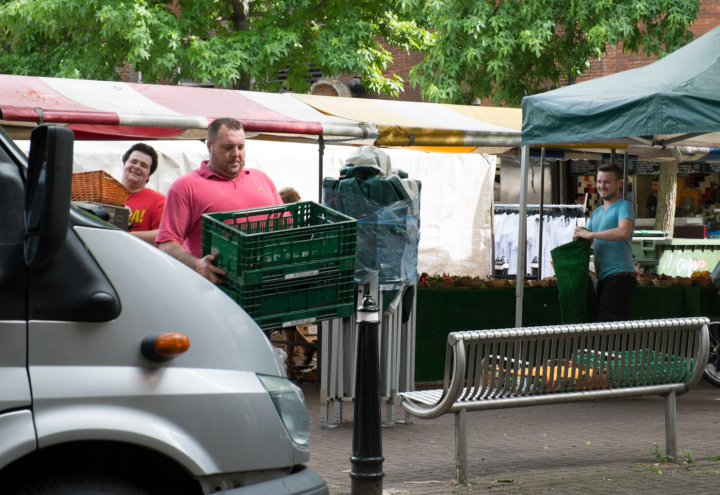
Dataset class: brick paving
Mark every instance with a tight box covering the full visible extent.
[303,379,720,495]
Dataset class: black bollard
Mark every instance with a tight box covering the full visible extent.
[350,294,384,495]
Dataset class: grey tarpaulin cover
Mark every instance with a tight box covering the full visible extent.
[323,146,421,291]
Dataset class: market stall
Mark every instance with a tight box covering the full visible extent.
[517,23,720,327]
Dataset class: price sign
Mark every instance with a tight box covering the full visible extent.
[677,163,703,174]
[634,161,660,176]
[569,160,597,176]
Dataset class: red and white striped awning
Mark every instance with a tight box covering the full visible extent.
[0,75,369,141]
[0,75,522,150]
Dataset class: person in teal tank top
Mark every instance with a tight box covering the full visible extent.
[573,163,636,322]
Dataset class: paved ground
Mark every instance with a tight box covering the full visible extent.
[302,379,720,495]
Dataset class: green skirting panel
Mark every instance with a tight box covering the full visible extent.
[415,286,720,383]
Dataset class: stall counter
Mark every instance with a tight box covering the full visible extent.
[415,285,720,383]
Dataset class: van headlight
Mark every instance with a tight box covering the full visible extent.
[257,375,309,447]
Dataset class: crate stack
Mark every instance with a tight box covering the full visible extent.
[201,202,358,330]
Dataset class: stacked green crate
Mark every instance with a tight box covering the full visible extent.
[201,202,357,329]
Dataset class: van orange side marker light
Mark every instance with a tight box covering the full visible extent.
[141,333,190,362]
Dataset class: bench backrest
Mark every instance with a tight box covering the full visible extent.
[443,318,709,403]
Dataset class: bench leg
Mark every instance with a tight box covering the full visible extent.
[455,409,468,486]
[665,390,677,462]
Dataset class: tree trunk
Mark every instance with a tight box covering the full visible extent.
[230,0,252,91]
[654,161,679,237]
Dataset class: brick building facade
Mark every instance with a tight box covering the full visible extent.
[561,0,720,86]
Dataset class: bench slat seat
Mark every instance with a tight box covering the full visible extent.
[396,318,710,485]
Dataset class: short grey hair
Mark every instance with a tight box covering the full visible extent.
[207,118,244,143]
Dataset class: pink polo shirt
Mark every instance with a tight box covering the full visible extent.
[157,161,283,257]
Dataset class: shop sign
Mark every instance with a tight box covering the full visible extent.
[678,163,703,174]
[569,160,635,177]
[634,161,717,175]
[658,248,720,277]
[569,160,597,176]
[634,161,660,176]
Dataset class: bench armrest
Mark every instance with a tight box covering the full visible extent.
[395,341,466,419]
[678,322,710,396]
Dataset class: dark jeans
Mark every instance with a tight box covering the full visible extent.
[596,275,637,322]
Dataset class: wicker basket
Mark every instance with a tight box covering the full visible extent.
[485,279,507,289]
[693,279,711,288]
[652,279,673,287]
[427,280,457,288]
[543,278,558,287]
[527,280,542,287]
[418,281,429,288]
[673,277,694,287]
[461,279,485,288]
[637,277,653,286]
[71,171,130,207]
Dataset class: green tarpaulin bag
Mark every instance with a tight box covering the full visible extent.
[576,350,694,385]
[551,238,592,324]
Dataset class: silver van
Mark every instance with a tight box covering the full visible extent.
[0,125,328,495]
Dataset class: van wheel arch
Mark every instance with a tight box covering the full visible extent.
[0,441,203,495]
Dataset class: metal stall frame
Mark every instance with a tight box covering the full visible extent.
[319,282,417,428]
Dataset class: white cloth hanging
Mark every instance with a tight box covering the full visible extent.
[493,208,580,277]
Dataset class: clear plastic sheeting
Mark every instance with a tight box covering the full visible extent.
[324,187,420,291]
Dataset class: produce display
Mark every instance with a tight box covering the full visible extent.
[637,270,713,288]
[417,269,715,289]
[691,270,711,280]
[691,270,712,287]
[418,272,556,288]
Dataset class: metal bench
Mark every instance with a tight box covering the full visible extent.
[395,317,710,484]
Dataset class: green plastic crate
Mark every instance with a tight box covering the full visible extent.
[202,201,358,284]
[219,270,356,329]
[201,202,357,329]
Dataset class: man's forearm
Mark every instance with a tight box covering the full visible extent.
[589,226,633,242]
[160,241,198,270]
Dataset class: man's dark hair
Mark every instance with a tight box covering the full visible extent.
[651,177,659,183]
[597,163,623,181]
[207,117,244,143]
[122,143,159,177]
[279,187,301,204]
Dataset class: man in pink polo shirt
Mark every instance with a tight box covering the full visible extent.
[157,117,282,283]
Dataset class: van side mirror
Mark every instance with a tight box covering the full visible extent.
[24,125,74,267]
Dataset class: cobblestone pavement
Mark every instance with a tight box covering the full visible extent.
[303,380,720,495]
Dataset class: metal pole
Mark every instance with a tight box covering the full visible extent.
[350,295,384,495]
[455,409,468,485]
[538,148,546,281]
[318,135,325,203]
[623,152,628,201]
[515,145,530,328]
[665,390,677,461]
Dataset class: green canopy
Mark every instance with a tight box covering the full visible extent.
[513,25,720,328]
[522,24,720,148]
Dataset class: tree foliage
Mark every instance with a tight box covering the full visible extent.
[402,0,701,106]
[0,0,431,95]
